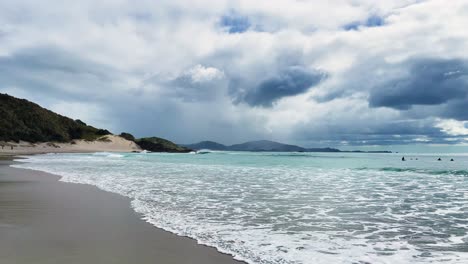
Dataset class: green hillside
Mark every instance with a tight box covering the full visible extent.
[136,137,192,153]
[0,93,111,143]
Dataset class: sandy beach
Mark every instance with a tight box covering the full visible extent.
[0,156,244,264]
[0,135,142,155]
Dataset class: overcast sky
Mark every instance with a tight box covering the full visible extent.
[1,0,468,148]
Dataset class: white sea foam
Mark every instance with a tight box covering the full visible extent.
[12,152,468,264]
[92,152,125,158]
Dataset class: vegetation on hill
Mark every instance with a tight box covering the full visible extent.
[0,93,111,143]
[229,140,306,152]
[137,137,192,153]
[119,132,136,141]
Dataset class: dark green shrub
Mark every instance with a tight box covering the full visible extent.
[119,132,136,141]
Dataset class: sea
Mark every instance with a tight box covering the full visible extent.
[12,151,468,264]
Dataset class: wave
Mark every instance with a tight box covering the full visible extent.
[92,152,125,158]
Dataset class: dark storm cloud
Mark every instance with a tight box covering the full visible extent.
[231,66,327,107]
[440,99,468,121]
[369,58,468,110]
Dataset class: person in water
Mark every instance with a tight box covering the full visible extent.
[438,158,442,161]
[450,158,454,161]
[402,157,405,161]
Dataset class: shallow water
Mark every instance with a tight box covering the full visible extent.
[13,152,468,264]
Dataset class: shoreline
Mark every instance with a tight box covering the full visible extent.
[0,156,244,264]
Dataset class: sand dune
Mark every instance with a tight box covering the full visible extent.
[0,135,141,155]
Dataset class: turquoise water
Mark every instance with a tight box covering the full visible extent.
[13,152,468,264]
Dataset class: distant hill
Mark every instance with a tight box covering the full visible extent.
[229,140,306,152]
[307,147,340,152]
[0,93,111,143]
[346,150,392,153]
[187,140,320,152]
[183,141,228,150]
[137,137,191,153]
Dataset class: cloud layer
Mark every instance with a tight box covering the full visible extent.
[0,0,467,146]
[369,58,468,111]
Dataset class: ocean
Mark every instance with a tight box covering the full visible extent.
[13,151,468,264]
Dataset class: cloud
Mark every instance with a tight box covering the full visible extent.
[220,11,251,33]
[369,58,468,110]
[435,119,468,136]
[186,65,225,83]
[231,66,327,107]
[142,65,226,102]
[437,99,468,121]
[0,46,125,102]
[344,15,386,30]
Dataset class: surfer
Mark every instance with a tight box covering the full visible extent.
[438,158,442,161]
[402,157,405,161]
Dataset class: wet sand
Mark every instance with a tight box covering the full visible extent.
[0,157,244,264]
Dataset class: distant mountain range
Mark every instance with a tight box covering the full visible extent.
[183,140,391,153]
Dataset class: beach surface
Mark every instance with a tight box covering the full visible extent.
[0,156,243,264]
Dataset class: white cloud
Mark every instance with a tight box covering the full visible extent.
[435,119,468,136]
[186,65,224,83]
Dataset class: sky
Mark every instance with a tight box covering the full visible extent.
[0,0,468,149]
